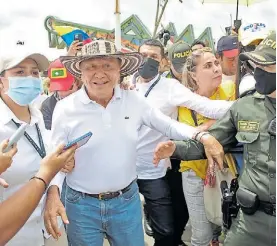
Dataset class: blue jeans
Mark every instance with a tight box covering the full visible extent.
[61,179,67,206]
[65,182,144,246]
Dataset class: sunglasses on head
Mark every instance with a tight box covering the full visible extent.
[192,47,213,55]
[185,47,214,71]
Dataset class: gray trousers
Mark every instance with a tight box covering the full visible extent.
[182,170,221,246]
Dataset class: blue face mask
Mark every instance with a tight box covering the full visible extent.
[6,77,43,106]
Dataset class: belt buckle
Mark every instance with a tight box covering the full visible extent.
[98,192,110,200]
[98,193,104,200]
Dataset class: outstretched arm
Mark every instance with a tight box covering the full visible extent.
[169,81,234,119]
[0,145,76,245]
[153,101,240,168]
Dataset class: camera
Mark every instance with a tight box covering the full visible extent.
[158,30,171,47]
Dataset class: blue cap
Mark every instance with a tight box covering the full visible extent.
[217,35,239,57]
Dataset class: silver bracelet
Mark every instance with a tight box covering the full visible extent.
[193,131,202,140]
[196,132,210,142]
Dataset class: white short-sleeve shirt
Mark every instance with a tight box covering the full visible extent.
[50,85,202,194]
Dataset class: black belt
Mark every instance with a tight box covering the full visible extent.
[86,180,135,200]
[258,201,276,216]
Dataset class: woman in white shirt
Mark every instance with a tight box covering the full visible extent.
[0,49,71,246]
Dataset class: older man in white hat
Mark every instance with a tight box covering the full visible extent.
[43,40,224,246]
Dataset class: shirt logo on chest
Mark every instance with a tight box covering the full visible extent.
[125,116,130,119]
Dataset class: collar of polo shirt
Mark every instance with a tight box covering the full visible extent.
[78,85,122,105]
[0,98,41,126]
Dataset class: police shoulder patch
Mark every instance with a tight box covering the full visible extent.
[238,121,260,132]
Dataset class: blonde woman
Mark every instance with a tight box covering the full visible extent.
[178,48,236,246]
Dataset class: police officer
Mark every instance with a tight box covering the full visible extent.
[162,41,192,246]
[153,31,276,246]
[162,41,192,81]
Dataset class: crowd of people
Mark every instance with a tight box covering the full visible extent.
[0,19,275,246]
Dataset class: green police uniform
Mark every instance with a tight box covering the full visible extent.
[171,32,276,246]
[173,94,276,246]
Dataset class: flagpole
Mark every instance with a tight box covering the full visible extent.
[236,0,239,20]
[115,0,121,50]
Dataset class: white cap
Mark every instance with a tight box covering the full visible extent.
[239,22,268,47]
[0,44,49,74]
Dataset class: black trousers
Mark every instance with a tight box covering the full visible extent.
[166,159,190,245]
[137,177,175,246]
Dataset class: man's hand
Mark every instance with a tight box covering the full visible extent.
[36,144,77,185]
[153,141,176,166]
[61,158,75,173]
[67,41,83,56]
[0,140,18,188]
[120,76,135,90]
[120,83,135,90]
[200,134,224,170]
[44,187,68,240]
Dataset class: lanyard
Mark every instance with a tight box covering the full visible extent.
[144,75,161,98]
[12,119,46,159]
[190,111,198,126]
[190,89,221,126]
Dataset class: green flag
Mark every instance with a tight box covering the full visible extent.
[51,68,66,78]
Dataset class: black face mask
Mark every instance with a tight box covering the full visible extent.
[254,67,276,95]
[138,58,160,79]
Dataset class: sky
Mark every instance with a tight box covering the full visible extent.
[0,0,276,60]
